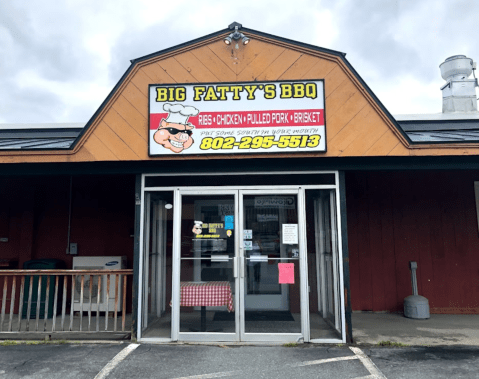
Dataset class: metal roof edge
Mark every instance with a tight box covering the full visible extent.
[395,112,479,121]
[399,119,479,130]
[0,128,83,138]
[0,122,86,130]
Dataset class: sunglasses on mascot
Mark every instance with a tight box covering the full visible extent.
[164,127,193,136]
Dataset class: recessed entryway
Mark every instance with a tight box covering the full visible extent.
[138,172,345,343]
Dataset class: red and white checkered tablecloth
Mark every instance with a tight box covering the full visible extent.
[178,281,234,312]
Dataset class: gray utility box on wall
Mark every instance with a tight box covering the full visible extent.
[404,261,430,319]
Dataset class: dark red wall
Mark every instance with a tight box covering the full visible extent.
[347,170,479,314]
[1,175,135,269]
[0,174,135,312]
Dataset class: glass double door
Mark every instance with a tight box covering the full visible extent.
[176,189,303,342]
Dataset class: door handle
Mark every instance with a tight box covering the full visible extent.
[240,245,245,278]
[234,256,238,278]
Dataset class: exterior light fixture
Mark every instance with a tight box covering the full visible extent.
[224,26,250,46]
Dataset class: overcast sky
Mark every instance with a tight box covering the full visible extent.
[1,0,478,125]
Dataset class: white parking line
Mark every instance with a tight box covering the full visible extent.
[292,354,359,367]
[349,346,387,379]
[173,372,240,379]
[174,353,364,378]
[119,345,383,379]
[94,343,140,379]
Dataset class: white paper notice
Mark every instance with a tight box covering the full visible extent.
[282,224,298,244]
[243,229,253,240]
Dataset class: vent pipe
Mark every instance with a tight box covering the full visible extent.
[440,55,478,113]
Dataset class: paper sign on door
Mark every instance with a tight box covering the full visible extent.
[282,224,298,244]
[278,263,295,284]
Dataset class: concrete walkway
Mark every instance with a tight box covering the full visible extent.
[352,312,479,346]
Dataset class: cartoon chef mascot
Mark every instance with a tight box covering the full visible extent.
[192,221,203,235]
[153,103,199,153]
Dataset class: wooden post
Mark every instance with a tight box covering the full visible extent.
[1,276,7,332]
[105,274,110,331]
[69,275,75,331]
[43,276,50,332]
[26,276,33,331]
[8,276,16,332]
[61,276,67,331]
[96,275,101,332]
[79,275,84,332]
[122,275,127,332]
[35,276,42,332]
[114,274,119,332]
[52,276,59,332]
[88,275,93,331]
[17,276,25,332]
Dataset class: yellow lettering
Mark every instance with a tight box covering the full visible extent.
[194,86,206,101]
[293,83,305,98]
[176,87,186,101]
[156,86,186,101]
[230,86,243,100]
[280,84,292,98]
[204,86,219,101]
[156,87,168,102]
[305,83,317,99]
[264,84,276,99]
[216,86,229,100]
[244,85,258,100]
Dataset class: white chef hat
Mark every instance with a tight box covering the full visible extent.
[193,221,203,228]
[163,103,199,127]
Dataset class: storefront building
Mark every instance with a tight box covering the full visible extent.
[1,23,479,343]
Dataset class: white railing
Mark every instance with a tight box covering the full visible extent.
[0,269,133,334]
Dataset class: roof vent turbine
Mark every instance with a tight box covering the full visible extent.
[440,55,478,113]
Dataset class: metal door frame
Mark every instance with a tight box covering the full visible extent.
[137,171,346,344]
[174,189,240,342]
[238,188,307,343]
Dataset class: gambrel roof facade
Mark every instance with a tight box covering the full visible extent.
[2,22,479,164]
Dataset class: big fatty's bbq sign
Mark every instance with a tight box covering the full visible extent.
[148,80,326,156]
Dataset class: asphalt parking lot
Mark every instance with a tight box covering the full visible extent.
[1,342,479,379]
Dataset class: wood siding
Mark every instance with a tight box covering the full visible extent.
[347,170,479,314]
[3,32,479,164]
